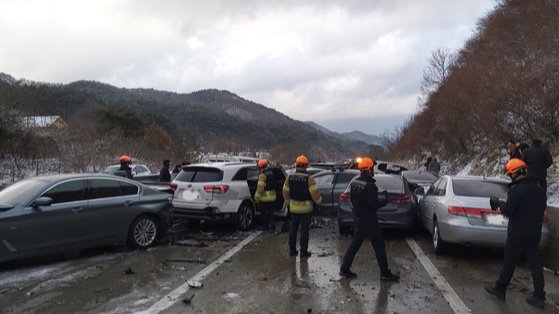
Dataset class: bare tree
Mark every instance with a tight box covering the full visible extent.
[419,48,457,101]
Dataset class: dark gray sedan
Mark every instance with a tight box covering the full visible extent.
[0,174,171,263]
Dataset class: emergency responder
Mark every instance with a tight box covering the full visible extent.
[159,159,171,182]
[255,159,277,232]
[339,157,400,282]
[115,155,133,179]
[485,158,547,308]
[283,155,322,257]
[522,139,553,190]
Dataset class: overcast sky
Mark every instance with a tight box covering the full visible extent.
[0,0,496,135]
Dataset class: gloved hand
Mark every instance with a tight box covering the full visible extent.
[489,197,501,211]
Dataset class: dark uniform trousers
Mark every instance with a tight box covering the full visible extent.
[289,213,312,253]
[497,234,545,297]
[259,201,275,230]
[341,219,389,275]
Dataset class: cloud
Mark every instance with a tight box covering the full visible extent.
[0,0,496,134]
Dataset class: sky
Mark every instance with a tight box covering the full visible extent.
[0,0,496,135]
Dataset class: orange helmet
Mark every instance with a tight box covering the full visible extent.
[295,155,309,167]
[257,159,268,168]
[505,158,527,175]
[119,155,132,163]
[358,157,375,170]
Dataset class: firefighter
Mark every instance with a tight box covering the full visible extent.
[339,157,400,282]
[283,155,322,257]
[486,158,547,308]
[255,159,277,232]
[115,155,133,179]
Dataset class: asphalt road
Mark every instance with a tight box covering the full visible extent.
[1,218,558,314]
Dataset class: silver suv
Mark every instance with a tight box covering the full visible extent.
[171,162,287,230]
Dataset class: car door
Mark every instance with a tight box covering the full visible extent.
[431,178,448,227]
[84,178,140,244]
[314,172,336,210]
[17,179,88,253]
[419,178,442,231]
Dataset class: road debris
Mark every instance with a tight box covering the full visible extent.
[124,267,135,275]
[187,280,203,288]
[175,239,208,247]
[224,292,240,300]
[182,294,195,305]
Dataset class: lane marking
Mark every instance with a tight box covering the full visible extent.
[139,231,262,314]
[405,237,472,314]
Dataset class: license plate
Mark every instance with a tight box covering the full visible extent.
[181,189,200,201]
[484,213,508,226]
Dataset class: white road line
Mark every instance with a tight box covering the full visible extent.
[139,231,262,314]
[405,237,472,314]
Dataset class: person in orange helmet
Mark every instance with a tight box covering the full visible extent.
[255,159,277,232]
[283,155,322,257]
[486,158,547,308]
[115,155,133,179]
[339,157,400,282]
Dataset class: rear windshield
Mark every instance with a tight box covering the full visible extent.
[375,176,405,193]
[403,171,437,182]
[175,167,224,182]
[452,179,509,198]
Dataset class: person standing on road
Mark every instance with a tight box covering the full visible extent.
[486,158,547,308]
[423,156,432,171]
[506,140,522,160]
[339,157,400,282]
[159,159,171,182]
[427,156,441,177]
[171,164,182,180]
[283,155,322,257]
[255,159,277,232]
[115,155,133,179]
[522,139,553,190]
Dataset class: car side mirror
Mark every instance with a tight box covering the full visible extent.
[32,197,52,208]
[415,187,425,195]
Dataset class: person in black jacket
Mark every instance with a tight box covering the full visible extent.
[522,139,553,190]
[159,159,171,182]
[486,158,547,308]
[339,157,400,282]
[115,155,133,179]
[506,140,522,160]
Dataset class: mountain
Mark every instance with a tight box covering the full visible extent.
[0,73,16,85]
[0,73,373,163]
[305,121,384,146]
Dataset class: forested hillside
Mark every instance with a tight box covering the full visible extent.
[391,0,558,176]
[0,74,379,179]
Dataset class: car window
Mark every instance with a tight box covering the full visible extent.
[434,178,448,196]
[134,166,146,174]
[175,167,224,182]
[247,167,260,182]
[452,179,509,199]
[232,168,248,181]
[120,181,139,195]
[334,173,357,186]
[426,179,441,195]
[314,173,335,186]
[0,180,48,207]
[42,180,86,204]
[89,179,122,199]
[375,176,404,193]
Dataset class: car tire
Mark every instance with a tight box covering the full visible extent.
[432,218,447,254]
[236,202,255,231]
[128,215,159,249]
[338,225,351,235]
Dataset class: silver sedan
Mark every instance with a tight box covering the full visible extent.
[417,175,549,253]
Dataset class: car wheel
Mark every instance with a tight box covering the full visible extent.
[236,202,255,231]
[432,219,447,254]
[129,215,159,249]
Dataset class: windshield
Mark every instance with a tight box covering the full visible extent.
[452,179,509,198]
[0,179,49,207]
[175,167,224,182]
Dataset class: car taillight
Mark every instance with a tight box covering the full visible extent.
[340,193,351,202]
[390,195,411,204]
[203,185,230,193]
[169,183,178,191]
[448,206,501,218]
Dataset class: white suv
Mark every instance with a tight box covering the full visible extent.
[170,162,287,230]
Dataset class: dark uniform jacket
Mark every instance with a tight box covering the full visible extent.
[115,165,133,179]
[159,166,171,182]
[501,178,547,237]
[522,145,553,180]
[350,174,388,224]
